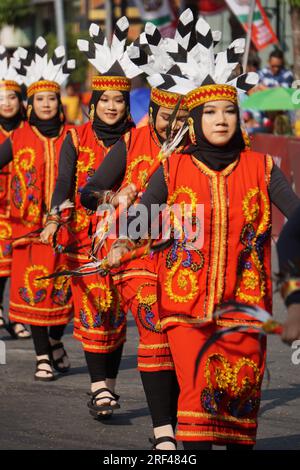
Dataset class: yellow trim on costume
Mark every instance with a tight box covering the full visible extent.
[27,80,60,97]
[191,157,239,315]
[138,362,174,369]
[0,80,21,93]
[177,411,256,424]
[10,301,72,312]
[151,87,188,110]
[74,318,124,335]
[9,312,71,326]
[216,175,227,304]
[216,319,262,329]
[176,430,255,442]
[91,75,131,92]
[186,84,237,111]
[112,270,157,282]
[79,335,126,352]
[160,316,210,329]
[138,342,170,349]
[265,154,274,187]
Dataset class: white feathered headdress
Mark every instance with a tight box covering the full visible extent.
[0,46,24,94]
[136,13,259,110]
[77,16,142,92]
[15,37,75,97]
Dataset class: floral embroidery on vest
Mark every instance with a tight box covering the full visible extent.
[201,353,261,418]
[235,188,271,304]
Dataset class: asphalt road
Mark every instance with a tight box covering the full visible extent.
[1,270,300,450]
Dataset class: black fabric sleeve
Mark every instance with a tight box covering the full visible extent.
[51,133,77,208]
[269,164,300,218]
[80,139,127,211]
[127,165,168,240]
[0,138,13,170]
[277,204,300,305]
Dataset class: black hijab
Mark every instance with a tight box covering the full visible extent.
[0,91,24,132]
[184,103,246,171]
[28,94,64,138]
[89,90,135,147]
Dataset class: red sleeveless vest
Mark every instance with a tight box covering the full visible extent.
[10,122,72,245]
[158,150,273,329]
[66,122,131,261]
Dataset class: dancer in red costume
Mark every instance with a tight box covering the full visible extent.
[107,17,300,449]
[0,38,75,381]
[0,46,31,339]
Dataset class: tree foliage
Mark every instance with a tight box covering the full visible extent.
[0,0,32,27]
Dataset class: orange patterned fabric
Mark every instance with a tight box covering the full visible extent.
[9,244,72,326]
[113,265,174,372]
[8,122,73,325]
[0,124,24,276]
[71,257,126,354]
[0,80,21,93]
[186,84,237,110]
[27,80,60,98]
[111,125,175,370]
[92,76,131,92]
[167,324,266,445]
[61,122,110,256]
[59,122,128,353]
[151,88,188,110]
[10,122,71,245]
[158,150,273,330]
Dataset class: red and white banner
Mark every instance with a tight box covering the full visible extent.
[133,0,176,37]
[225,0,278,50]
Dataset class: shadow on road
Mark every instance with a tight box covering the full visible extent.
[260,383,300,415]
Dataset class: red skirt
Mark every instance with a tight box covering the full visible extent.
[113,255,174,372]
[0,218,12,276]
[9,243,73,326]
[68,253,127,354]
[167,323,266,445]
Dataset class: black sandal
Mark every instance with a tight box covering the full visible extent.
[87,387,120,419]
[35,359,55,382]
[149,436,177,450]
[6,322,31,339]
[50,342,70,373]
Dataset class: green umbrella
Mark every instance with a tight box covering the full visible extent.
[241,87,300,111]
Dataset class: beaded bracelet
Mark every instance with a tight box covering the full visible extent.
[94,190,115,206]
[111,236,136,251]
[281,278,300,301]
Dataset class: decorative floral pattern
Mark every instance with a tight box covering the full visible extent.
[136,282,162,333]
[19,265,50,306]
[12,147,40,227]
[235,188,271,304]
[201,353,261,419]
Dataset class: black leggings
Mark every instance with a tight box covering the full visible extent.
[140,370,179,430]
[183,441,254,450]
[30,324,67,356]
[84,345,124,383]
[0,277,8,306]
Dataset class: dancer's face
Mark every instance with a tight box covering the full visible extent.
[155,106,189,140]
[0,90,20,118]
[96,90,126,125]
[201,100,238,146]
[33,92,59,120]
